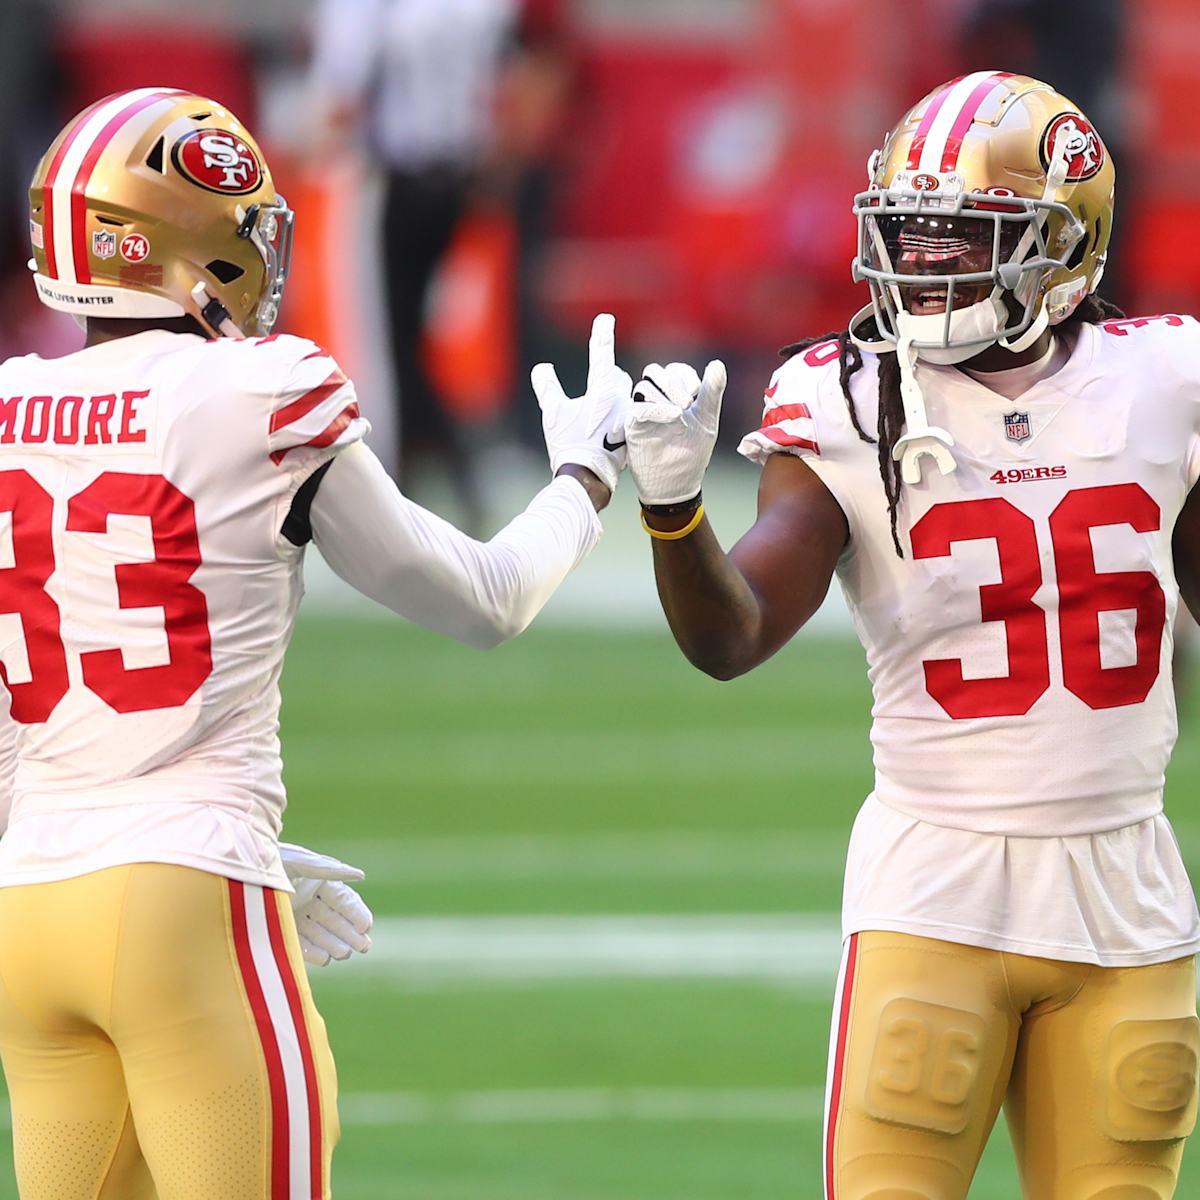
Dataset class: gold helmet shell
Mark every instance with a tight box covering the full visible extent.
[851,71,1115,357]
[29,87,293,337]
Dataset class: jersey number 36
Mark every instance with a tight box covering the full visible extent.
[912,484,1165,719]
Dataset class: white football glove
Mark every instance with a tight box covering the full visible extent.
[626,359,727,506]
[531,312,633,495]
[280,842,374,967]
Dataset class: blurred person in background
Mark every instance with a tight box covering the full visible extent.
[622,71,1200,1197]
[491,0,582,450]
[0,0,62,362]
[0,86,629,1198]
[311,0,566,532]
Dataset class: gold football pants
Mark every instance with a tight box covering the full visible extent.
[824,930,1199,1200]
[0,863,339,1200]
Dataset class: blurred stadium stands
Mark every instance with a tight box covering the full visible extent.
[14,0,1199,438]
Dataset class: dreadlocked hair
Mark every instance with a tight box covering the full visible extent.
[780,292,1128,557]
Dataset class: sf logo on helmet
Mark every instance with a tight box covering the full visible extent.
[1040,113,1105,182]
[172,128,263,195]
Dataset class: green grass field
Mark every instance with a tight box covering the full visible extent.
[3,614,1200,1198]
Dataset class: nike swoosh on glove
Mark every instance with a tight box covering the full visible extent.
[532,312,633,494]
[280,842,374,967]
[626,359,727,506]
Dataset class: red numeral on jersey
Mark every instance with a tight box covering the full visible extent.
[1050,485,1165,709]
[0,469,212,723]
[0,471,70,722]
[911,484,1165,719]
[912,498,1050,718]
[67,474,212,713]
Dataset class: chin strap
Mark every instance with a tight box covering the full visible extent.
[889,336,957,485]
[999,303,1049,353]
[850,309,958,485]
[190,282,243,338]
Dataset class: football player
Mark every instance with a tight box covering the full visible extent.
[0,89,630,1200]
[623,73,1200,1198]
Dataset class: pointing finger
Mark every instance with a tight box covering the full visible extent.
[586,313,616,391]
[697,359,727,426]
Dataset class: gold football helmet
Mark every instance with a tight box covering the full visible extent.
[851,71,1115,363]
[29,87,293,337]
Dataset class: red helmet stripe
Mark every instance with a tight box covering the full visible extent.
[904,76,964,171]
[70,90,183,285]
[41,97,110,280]
[938,71,1014,172]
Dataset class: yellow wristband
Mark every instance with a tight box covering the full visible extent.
[641,504,705,541]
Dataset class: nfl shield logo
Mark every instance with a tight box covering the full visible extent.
[1004,411,1031,443]
[92,230,116,260]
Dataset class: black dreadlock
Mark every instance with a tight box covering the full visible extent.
[780,293,1128,556]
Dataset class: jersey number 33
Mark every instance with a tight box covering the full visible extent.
[0,468,211,723]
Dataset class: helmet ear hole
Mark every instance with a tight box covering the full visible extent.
[206,259,245,284]
[145,137,165,174]
[1064,224,1092,272]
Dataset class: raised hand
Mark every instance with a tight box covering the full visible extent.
[626,359,727,506]
[531,313,634,497]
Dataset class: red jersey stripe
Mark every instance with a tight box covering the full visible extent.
[760,426,819,454]
[904,76,963,171]
[939,72,1013,172]
[269,370,349,435]
[824,933,860,1200]
[264,892,324,1199]
[70,91,181,285]
[761,403,812,428]
[270,403,361,465]
[229,881,291,1200]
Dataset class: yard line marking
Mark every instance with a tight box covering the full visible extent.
[0,1089,827,1132]
[313,913,844,985]
[338,1087,828,1125]
[321,830,852,883]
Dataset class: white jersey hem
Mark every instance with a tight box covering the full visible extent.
[872,781,1165,838]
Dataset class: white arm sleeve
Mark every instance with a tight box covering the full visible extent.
[310,441,603,649]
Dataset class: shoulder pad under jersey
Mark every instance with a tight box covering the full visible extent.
[738,338,880,467]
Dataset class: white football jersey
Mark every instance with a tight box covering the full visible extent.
[0,329,367,889]
[739,314,1200,965]
[742,315,1200,837]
